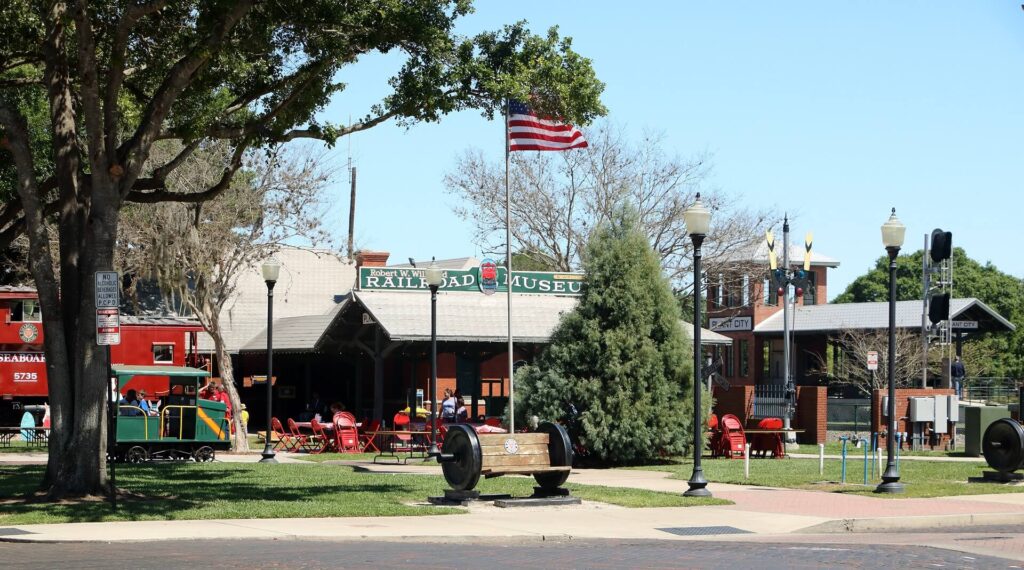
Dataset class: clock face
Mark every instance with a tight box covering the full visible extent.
[503,438,519,455]
[18,323,39,343]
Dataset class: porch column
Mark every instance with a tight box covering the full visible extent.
[373,328,384,421]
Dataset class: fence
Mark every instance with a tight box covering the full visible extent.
[964,377,1020,405]
[752,384,789,419]
[826,398,872,434]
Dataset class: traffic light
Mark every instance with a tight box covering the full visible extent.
[929,292,950,324]
[930,229,952,263]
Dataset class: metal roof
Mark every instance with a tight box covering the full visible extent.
[754,298,1016,334]
[198,246,355,353]
[121,315,202,328]
[112,364,210,377]
[354,290,578,343]
[240,304,342,352]
[680,320,733,346]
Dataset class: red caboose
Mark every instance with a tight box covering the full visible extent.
[0,286,204,424]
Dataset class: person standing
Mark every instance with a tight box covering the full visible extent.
[951,356,966,399]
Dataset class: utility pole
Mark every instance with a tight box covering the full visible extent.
[347,166,357,259]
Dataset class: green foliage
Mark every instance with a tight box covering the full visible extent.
[516,206,694,464]
[836,248,1024,378]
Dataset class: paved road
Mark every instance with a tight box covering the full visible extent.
[1,537,1018,569]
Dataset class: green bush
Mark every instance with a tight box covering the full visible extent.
[516,207,695,464]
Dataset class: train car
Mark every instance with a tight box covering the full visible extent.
[0,286,204,425]
[112,364,231,462]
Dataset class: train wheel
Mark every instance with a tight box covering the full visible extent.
[983,418,1024,473]
[126,446,148,464]
[441,424,482,491]
[533,421,574,490]
[193,446,215,463]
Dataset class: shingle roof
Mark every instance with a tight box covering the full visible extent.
[198,246,355,353]
[754,298,1016,333]
[388,257,479,270]
[680,320,733,346]
[121,315,202,327]
[718,241,840,268]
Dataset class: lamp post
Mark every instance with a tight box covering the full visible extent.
[876,208,905,494]
[425,259,444,458]
[259,257,281,463]
[683,193,712,498]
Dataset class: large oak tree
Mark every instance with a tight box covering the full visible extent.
[0,0,604,498]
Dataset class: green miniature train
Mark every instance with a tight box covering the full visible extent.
[111,364,231,462]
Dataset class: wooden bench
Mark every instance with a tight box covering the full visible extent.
[478,432,572,477]
[440,422,573,492]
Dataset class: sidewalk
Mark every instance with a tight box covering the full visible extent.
[2,455,1023,553]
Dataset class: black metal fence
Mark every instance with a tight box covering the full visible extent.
[826,398,872,433]
[964,377,1020,405]
[752,384,789,419]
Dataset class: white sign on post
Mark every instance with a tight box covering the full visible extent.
[95,271,120,308]
[867,351,879,371]
[96,307,121,346]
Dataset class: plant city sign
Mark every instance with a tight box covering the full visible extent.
[358,266,584,296]
[708,316,753,332]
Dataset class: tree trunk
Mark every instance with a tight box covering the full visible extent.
[214,335,248,452]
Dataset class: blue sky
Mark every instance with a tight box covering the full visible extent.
[320,2,1024,299]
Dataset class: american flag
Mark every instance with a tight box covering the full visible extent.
[507,99,588,152]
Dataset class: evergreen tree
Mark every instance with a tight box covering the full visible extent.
[516,207,694,464]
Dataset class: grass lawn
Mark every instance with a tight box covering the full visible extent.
[0,461,727,525]
[0,441,48,454]
[643,455,1021,499]
[795,442,969,457]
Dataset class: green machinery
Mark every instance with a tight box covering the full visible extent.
[111,364,231,462]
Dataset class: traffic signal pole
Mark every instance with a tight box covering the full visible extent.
[922,234,930,389]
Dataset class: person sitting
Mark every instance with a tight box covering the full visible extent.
[138,390,152,416]
[330,402,347,423]
[199,380,217,400]
[119,389,142,416]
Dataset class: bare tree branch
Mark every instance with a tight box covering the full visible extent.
[125,143,246,203]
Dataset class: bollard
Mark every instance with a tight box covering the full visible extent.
[840,436,849,484]
[818,443,824,476]
[896,432,902,472]
[862,437,869,485]
[870,433,878,479]
[744,443,751,479]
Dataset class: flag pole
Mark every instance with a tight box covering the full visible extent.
[505,99,515,434]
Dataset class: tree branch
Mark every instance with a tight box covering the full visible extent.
[119,0,254,191]
[71,1,108,178]
[105,1,169,162]
[125,143,247,203]
[151,138,200,181]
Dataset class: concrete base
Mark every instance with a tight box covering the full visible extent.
[494,495,582,508]
[967,471,1024,484]
[427,489,512,506]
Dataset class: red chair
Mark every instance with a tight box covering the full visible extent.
[333,413,361,453]
[391,412,415,452]
[287,418,314,452]
[716,414,747,459]
[272,417,298,452]
[359,419,382,452]
[309,418,331,454]
[750,417,785,458]
[484,417,502,428]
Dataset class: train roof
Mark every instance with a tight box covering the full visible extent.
[111,364,211,378]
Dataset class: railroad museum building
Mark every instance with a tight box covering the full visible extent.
[234,250,731,425]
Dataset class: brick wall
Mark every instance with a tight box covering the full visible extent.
[713,385,826,444]
[796,386,827,445]
[871,388,956,449]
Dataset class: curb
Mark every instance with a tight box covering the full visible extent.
[798,511,1024,533]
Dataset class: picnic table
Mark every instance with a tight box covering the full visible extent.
[0,426,50,448]
[745,428,804,458]
[368,430,432,464]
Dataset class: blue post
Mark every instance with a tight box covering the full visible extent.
[896,432,902,472]
[862,437,869,485]
[870,432,879,479]
[840,436,848,484]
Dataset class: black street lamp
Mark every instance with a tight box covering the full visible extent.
[425,259,444,458]
[259,257,281,464]
[683,193,712,498]
[877,208,906,494]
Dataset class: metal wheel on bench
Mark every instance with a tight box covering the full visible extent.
[439,421,573,492]
[983,418,1024,473]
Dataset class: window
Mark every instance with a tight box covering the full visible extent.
[153,344,174,364]
[10,300,41,322]
[801,271,818,305]
[723,345,735,377]
[739,339,749,377]
[766,273,779,306]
